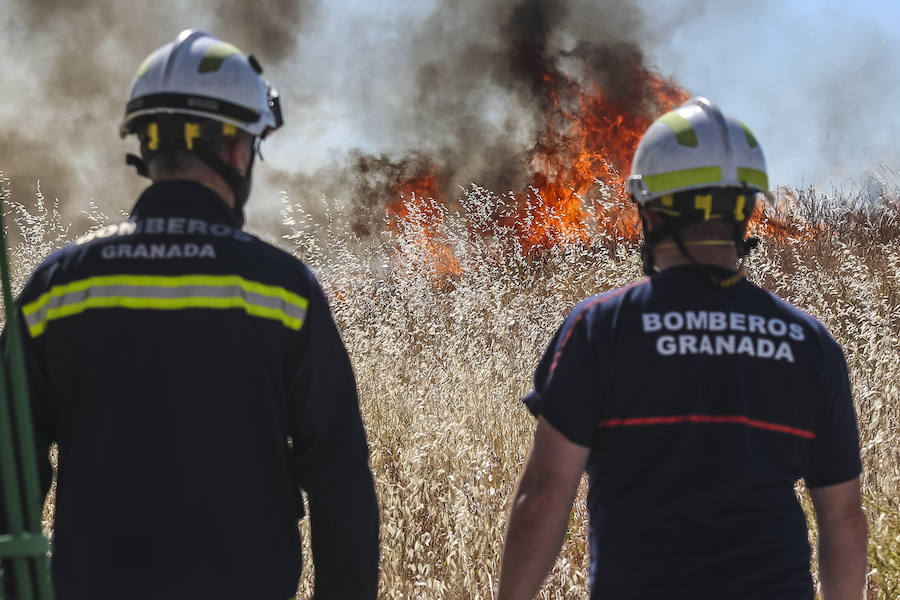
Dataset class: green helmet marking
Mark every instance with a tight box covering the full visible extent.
[643,166,723,194]
[740,121,759,148]
[658,111,698,147]
[737,167,768,190]
[136,53,155,78]
[198,42,244,73]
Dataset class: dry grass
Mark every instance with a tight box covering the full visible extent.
[4,175,898,598]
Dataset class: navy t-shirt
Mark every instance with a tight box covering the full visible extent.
[525,265,862,600]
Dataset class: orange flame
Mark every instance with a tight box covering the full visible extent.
[747,205,818,243]
[520,62,688,252]
[387,171,443,225]
[387,170,461,277]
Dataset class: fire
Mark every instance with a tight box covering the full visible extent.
[387,170,443,226]
[747,199,818,243]
[387,170,460,277]
[521,61,688,251]
[389,50,689,262]
[385,46,808,271]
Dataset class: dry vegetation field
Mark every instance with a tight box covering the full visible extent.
[5,178,899,599]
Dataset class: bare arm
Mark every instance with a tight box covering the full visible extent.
[498,417,590,600]
[809,477,867,600]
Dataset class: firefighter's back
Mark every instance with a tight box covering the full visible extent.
[21,180,312,599]
[579,266,857,598]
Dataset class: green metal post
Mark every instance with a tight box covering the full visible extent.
[0,180,54,600]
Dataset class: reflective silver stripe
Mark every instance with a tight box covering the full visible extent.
[24,284,306,328]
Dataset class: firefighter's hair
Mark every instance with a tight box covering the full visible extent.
[133,115,251,175]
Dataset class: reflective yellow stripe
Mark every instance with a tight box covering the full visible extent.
[642,167,723,194]
[23,275,308,315]
[23,274,308,337]
[737,167,769,191]
[28,296,303,337]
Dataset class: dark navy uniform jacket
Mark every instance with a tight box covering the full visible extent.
[526,265,861,600]
[5,181,379,599]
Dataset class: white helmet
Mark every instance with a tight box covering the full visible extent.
[120,29,282,139]
[626,97,769,205]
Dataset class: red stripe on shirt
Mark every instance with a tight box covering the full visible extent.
[548,278,649,376]
[597,414,816,439]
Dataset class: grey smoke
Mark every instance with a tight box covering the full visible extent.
[0,0,317,227]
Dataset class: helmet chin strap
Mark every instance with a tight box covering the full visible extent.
[190,141,255,228]
[126,153,149,178]
[653,239,734,250]
[639,210,661,277]
[670,228,747,288]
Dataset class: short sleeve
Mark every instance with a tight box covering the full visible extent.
[523,306,600,447]
[805,341,862,488]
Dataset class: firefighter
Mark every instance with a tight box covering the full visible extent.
[498,97,867,599]
[3,30,378,599]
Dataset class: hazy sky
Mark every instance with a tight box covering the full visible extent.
[643,0,900,189]
[1,0,898,225]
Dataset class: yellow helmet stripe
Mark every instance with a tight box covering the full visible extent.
[739,121,759,148]
[136,53,155,78]
[642,166,723,194]
[737,167,769,191]
[658,111,698,147]
[198,42,244,73]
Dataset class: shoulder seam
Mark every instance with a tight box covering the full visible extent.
[548,278,649,375]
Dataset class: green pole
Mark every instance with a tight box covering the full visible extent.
[0,179,54,600]
[0,364,35,600]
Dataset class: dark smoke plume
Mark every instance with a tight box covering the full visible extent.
[263,0,680,233]
[269,0,678,226]
[2,132,77,210]
[210,0,318,63]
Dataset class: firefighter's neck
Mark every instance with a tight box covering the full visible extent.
[653,238,739,271]
[642,208,742,272]
[145,141,251,209]
[150,166,235,208]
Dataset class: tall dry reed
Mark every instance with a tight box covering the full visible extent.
[4,174,898,599]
